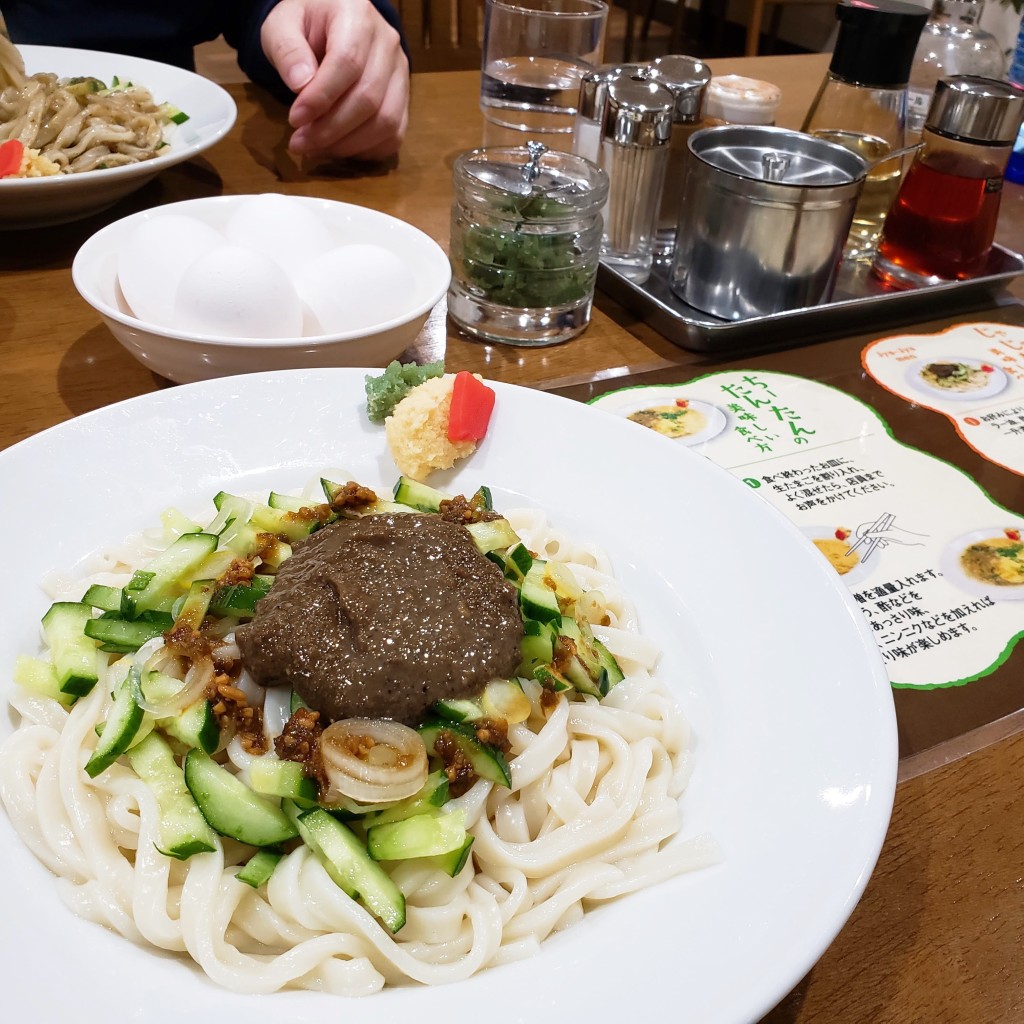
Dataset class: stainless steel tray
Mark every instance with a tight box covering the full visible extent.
[596,244,1024,354]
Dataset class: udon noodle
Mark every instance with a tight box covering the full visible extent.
[0,485,717,995]
[0,33,180,175]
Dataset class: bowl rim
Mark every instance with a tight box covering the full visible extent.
[0,44,238,195]
[71,194,453,347]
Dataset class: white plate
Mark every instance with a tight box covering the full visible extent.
[939,527,1024,602]
[906,357,1009,402]
[0,46,236,228]
[0,370,897,1024]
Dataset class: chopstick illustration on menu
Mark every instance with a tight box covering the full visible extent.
[848,512,928,564]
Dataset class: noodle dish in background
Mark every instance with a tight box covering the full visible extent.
[0,368,898,1023]
[0,44,235,228]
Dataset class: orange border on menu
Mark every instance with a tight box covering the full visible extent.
[861,321,1024,479]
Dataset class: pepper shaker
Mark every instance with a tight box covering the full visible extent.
[645,54,712,258]
[597,77,674,282]
[573,63,648,164]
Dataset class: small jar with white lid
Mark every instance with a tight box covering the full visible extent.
[703,74,782,126]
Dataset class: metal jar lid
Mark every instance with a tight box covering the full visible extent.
[602,78,674,147]
[646,54,712,125]
[925,75,1024,144]
[689,124,868,187]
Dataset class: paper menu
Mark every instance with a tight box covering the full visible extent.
[862,322,1024,476]
[591,370,1024,690]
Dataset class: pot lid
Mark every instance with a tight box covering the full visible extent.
[460,141,608,202]
[689,124,868,187]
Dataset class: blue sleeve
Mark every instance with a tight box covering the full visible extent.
[224,0,409,106]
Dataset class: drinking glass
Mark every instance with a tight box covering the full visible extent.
[480,0,608,153]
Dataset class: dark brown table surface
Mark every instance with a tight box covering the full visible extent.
[3,51,1023,1024]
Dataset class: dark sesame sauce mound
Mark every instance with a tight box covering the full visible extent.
[236,513,524,726]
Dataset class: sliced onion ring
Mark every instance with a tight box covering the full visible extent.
[320,718,428,804]
[132,655,215,718]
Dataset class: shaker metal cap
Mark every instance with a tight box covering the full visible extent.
[578,63,648,122]
[830,0,928,89]
[602,78,674,147]
[926,76,1024,144]
[646,54,712,124]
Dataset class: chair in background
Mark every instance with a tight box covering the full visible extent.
[399,0,484,72]
[744,0,836,57]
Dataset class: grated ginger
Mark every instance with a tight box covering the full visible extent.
[384,375,477,481]
[15,147,60,178]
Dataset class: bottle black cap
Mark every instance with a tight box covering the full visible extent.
[829,0,929,89]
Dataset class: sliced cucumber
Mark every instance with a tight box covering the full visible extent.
[519,560,560,624]
[362,770,450,826]
[183,750,298,846]
[249,503,321,544]
[267,491,310,513]
[120,533,218,619]
[367,810,467,861]
[518,618,555,676]
[84,614,170,652]
[208,574,272,617]
[41,602,100,697]
[433,698,483,723]
[392,476,450,512]
[81,584,122,613]
[171,579,215,632]
[159,698,220,754]
[554,616,606,698]
[249,756,318,804]
[12,655,69,703]
[594,638,625,688]
[236,849,282,888]
[431,834,474,877]
[419,719,512,788]
[85,672,145,777]
[295,807,406,933]
[128,733,219,860]
[465,517,521,555]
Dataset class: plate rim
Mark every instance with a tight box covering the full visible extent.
[0,368,899,1023]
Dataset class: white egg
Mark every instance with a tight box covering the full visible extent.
[223,194,335,279]
[297,244,416,335]
[117,213,224,325]
[172,244,304,339]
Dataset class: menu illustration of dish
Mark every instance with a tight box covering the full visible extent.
[592,372,1024,690]
[862,322,1024,476]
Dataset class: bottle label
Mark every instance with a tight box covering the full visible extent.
[984,176,1003,194]
[907,88,930,116]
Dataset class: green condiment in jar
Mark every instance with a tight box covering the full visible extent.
[448,144,609,347]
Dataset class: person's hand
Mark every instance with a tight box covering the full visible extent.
[261,0,410,160]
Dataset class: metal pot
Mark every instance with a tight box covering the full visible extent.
[670,125,868,321]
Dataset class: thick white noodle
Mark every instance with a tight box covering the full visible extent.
[0,500,717,994]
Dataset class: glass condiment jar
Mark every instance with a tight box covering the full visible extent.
[906,1,1006,141]
[874,75,1024,287]
[447,142,609,346]
[801,0,928,261]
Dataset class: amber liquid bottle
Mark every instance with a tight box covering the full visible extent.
[874,75,1024,287]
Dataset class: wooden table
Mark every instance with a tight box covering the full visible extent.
[3,51,1023,1023]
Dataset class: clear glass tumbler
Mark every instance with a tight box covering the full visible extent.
[480,0,608,153]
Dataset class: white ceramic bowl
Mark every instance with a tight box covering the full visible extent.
[72,195,453,383]
[0,46,237,229]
